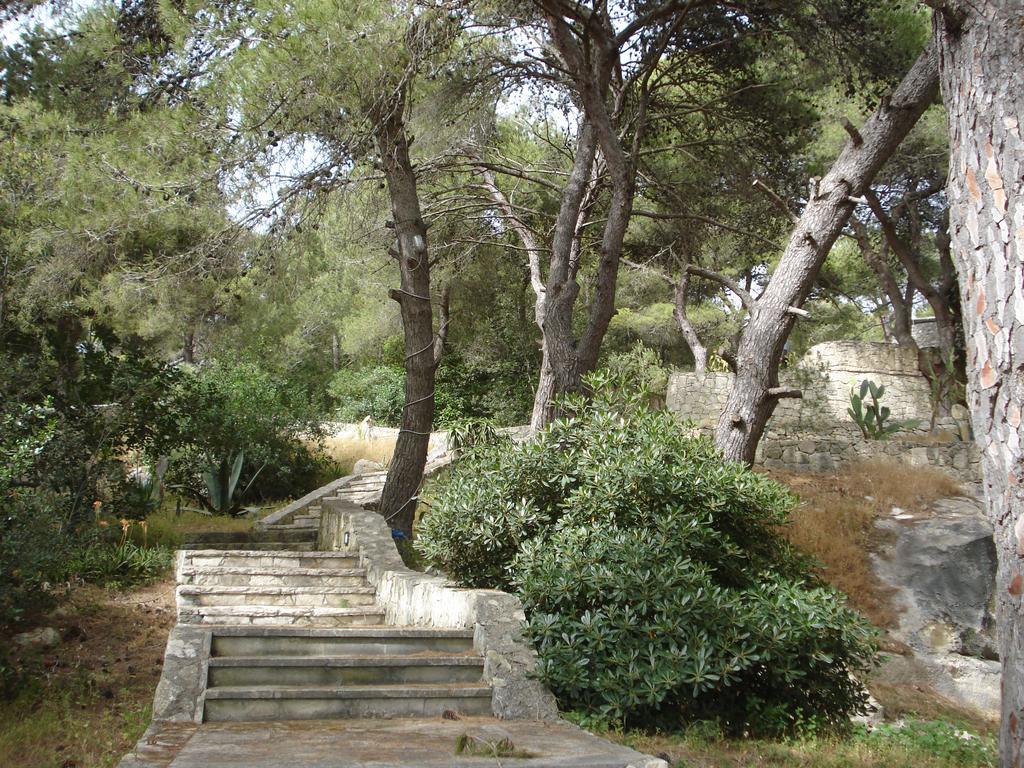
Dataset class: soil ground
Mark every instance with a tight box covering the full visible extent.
[0,578,176,768]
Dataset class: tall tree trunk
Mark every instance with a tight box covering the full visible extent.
[713,44,940,463]
[672,264,708,374]
[928,3,1024,764]
[331,332,340,372]
[850,218,918,348]
[182,330,195,365]
[372,90,441,538]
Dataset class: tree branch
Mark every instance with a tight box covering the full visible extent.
[752,179,800,225]
[685,264,755,310]
[433,284,451,365]
[767,386,803,400]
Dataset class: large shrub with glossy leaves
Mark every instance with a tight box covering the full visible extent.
[416,375,878,733]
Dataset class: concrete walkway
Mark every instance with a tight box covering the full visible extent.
[120,717,666,768]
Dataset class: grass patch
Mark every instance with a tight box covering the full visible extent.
[454,732,535,758]
[766,461,962,628]
[614,719,995,768]
[137,500,261,548]
[865,666,996,734]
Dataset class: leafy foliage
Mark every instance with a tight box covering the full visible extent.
[152,360,332,504]
[418,377,878,732]
[445,418,511,457]
[603,342,670,399]
[65,540,173,589]
[330,365,406,427]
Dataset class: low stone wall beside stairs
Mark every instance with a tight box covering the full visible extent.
[319,497,559,721]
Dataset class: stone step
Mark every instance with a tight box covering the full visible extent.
[262,523,320,533]
[202,683,493,721]
[210,627,475,658]
[335,493,382,505]
[184,540,317,551]
[181,551,359,570]
[183,529,316,545]
[207,655,484,687]
[179,604,385,627]
[179,566,369,588]
[177,585,377,608]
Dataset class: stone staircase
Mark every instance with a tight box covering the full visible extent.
[258,471,389,536]
[176,549,384,628]
[201,626,492,721]
[171,468,493,723]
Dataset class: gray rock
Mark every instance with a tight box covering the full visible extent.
[14,626,61,649]
[872,494,999,716]
[353,459,385,475]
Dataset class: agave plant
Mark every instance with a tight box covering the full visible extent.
[121,457,169,517]
[198,451,264,516]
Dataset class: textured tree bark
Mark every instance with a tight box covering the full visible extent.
[928,3,1024,764]
[373,89,440,538]
[713,44,940,463]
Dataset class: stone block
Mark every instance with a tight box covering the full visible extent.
[809,452,835,471]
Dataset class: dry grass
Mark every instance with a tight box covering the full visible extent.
[844,461,962,515]
[866,672,996,734]
[614,725,995,768]
[138,504,260,548]
[0,579,176,768]
[765,461,962,628]
[316,435,397,475]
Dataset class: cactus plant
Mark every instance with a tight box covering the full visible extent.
[848,379,902,439]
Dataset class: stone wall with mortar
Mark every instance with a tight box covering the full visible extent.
[319,498,559,721]
[667,340,978,482]
[754,427,982,484]
[668,341,950,431]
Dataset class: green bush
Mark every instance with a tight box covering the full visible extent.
[0,493,69,628]
[329,365,405,427]
[152,360,332,504]
[417,377,878,733]
[329,357,535,429]
[603,342,669,400]
[434,357,535,427]
[66,540,173,588]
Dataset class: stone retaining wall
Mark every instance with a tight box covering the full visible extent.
[667,341,959,432]
[754,427,981,484]
[319,499,559,721]
[666,340,979,482]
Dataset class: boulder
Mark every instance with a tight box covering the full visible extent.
[352,459,385,475]
[871,494,999,717]
[13,626,61,649]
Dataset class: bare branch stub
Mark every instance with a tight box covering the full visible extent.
[841,118,863,146]
[767,386,803,400]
